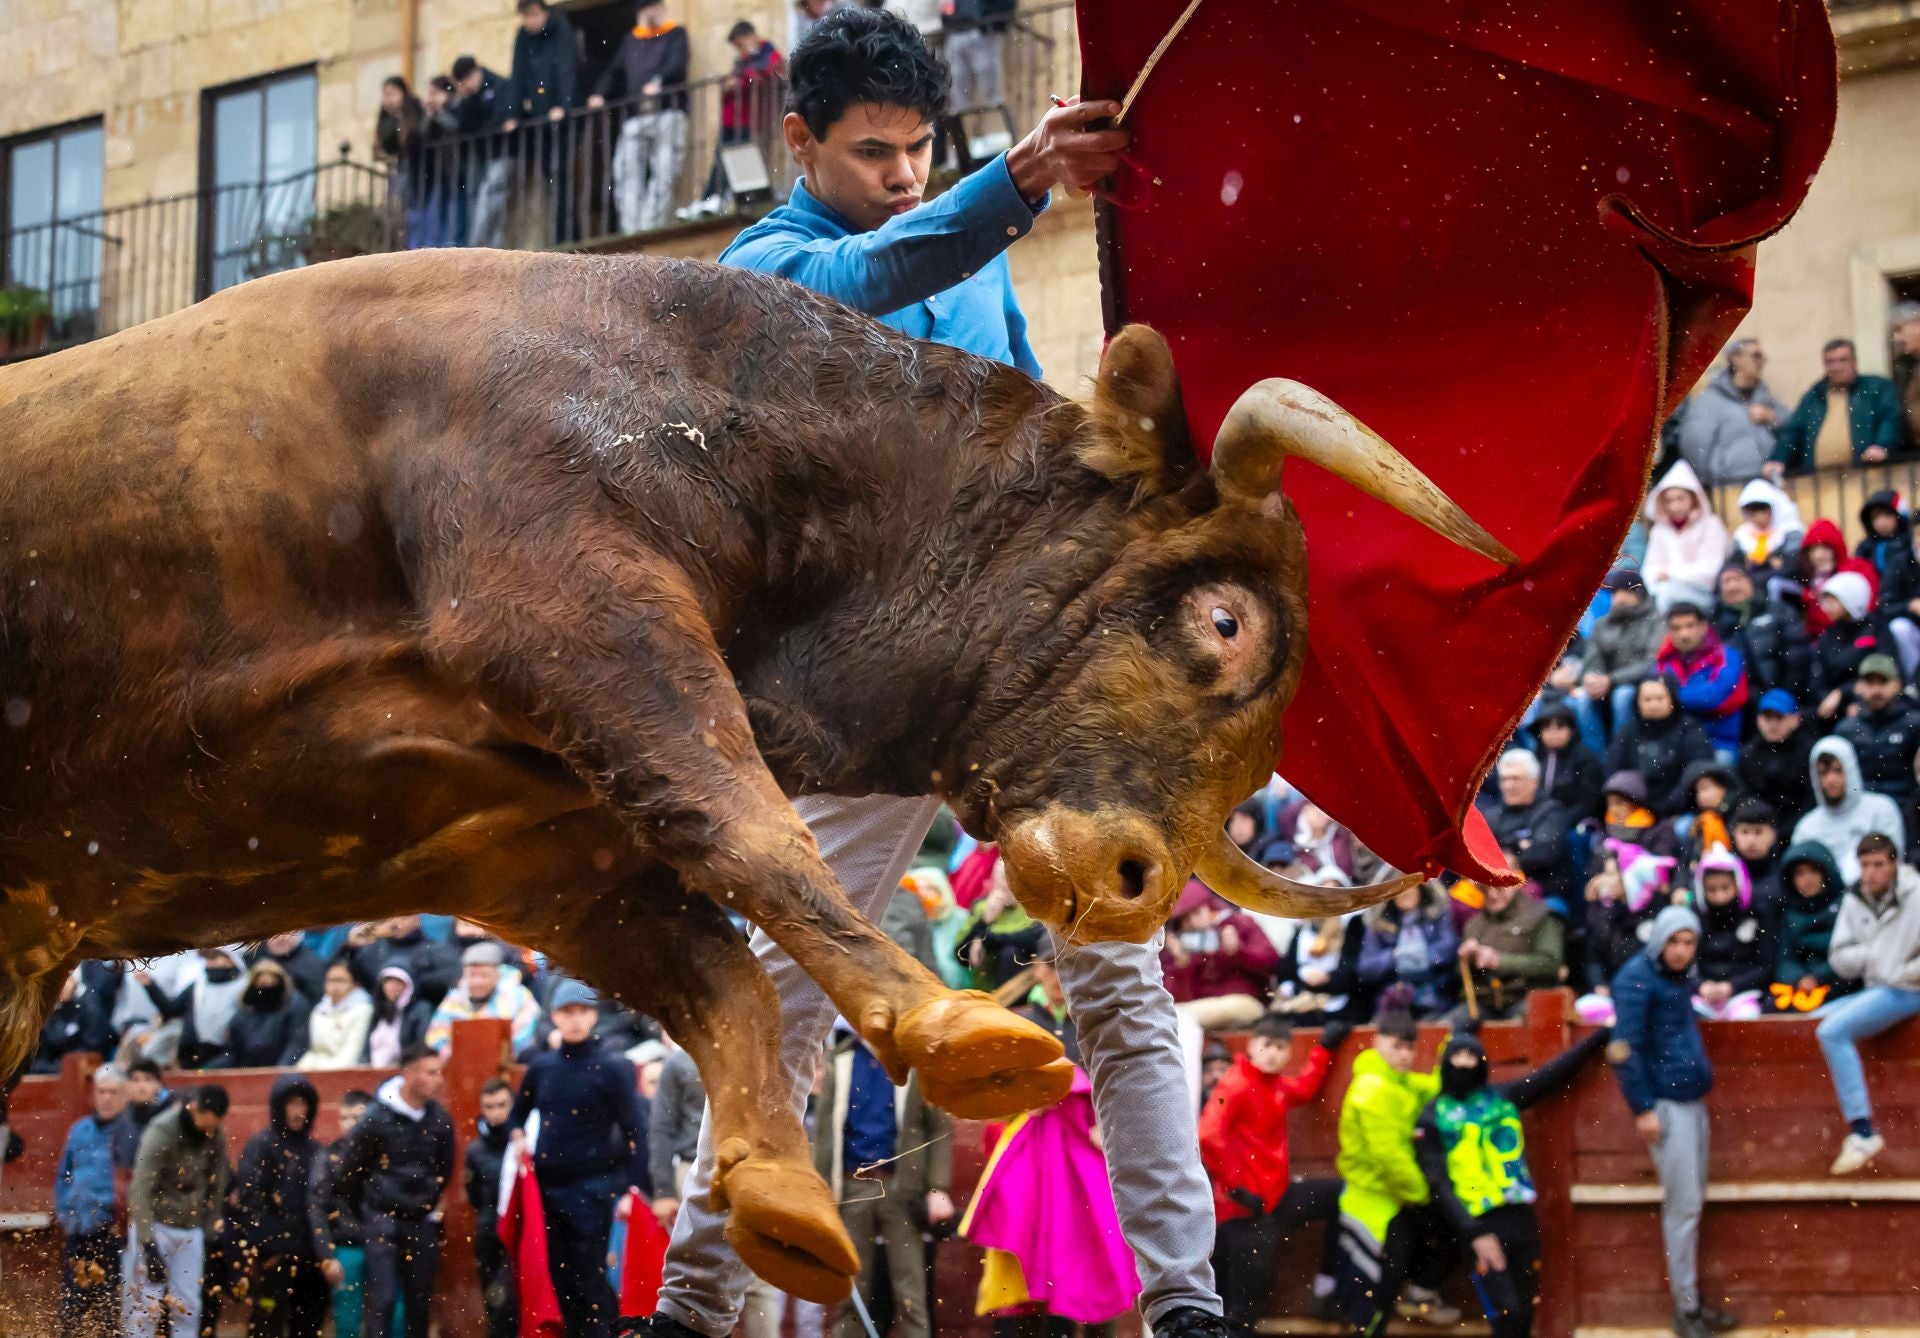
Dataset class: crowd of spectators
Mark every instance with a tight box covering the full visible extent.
[369,0,1018,249]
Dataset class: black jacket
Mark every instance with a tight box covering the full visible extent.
[1584,895,1658,992]
[1809,616,1883,706]
[233,1075,323,1258]
[1694,895,1778,996]
[593,23,690,110]
[347,931,461,1010]
[220,973,310,1069]
[1835,695,1920,806]
[1858,491,1920,615]
[1737,727,1816,827]
[1606,702,1716,817]
[326,1081,456,1225]
[258,943,329,1007]
[32,985,114,1074]
[1480,794,1575,904]
[455,66,509,134]
[1527,700,1606,821]
[1712,594,1813,701]
[506,10,580,120]
[510,1040,650,1198]
[464,1118,512,1236]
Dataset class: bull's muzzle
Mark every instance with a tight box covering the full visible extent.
[997,807,1179,944]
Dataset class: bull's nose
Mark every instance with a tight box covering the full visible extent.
[998,807,1181,944]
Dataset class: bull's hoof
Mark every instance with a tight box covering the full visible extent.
[883,982,1067,1113]
[923,1055,1076,1119]
[716,1150,858,1306]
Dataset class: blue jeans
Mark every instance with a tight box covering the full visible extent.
[1815,985,1920,1122]
[1569,683,1638,754]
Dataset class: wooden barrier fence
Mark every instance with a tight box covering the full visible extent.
[4,997,1918,1335]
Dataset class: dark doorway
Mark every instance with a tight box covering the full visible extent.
[565,0,639,99]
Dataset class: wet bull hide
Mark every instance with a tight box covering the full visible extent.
[0,250,1507,1300]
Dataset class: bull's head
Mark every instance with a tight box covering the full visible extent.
[954,326,1514,943]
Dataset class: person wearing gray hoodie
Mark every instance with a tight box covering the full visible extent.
[1674,340,1787,488]
[1817,831,1920,1175]
[1789,735,1905,884]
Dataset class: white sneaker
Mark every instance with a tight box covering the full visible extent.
[1397,1285,1462,1326]
[1831,1132,1885,1174]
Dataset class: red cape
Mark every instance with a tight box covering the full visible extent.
[1076,0,1835,881]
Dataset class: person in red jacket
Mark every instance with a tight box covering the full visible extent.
[1162,881,1283,1031]
[1198,1015,1353,1327]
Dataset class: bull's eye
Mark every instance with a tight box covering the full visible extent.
[1210,607,1240,639]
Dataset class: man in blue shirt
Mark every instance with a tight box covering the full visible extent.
[641,13,1229,1338]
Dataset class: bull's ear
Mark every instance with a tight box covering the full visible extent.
[1079,325,1197,495]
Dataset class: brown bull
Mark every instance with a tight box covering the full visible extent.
[0,250,1507,1299]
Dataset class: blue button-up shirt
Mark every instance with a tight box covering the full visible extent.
[719,153,1046,375]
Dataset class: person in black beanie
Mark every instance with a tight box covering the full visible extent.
[510,980,650,1338]
[1730,798,1785,917]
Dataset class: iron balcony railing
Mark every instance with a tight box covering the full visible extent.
[0,0,1082,360]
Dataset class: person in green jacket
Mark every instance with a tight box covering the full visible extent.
[1332,1012,1455,1335]
[1771,842,1853,1013]
[1768,338,1905,475]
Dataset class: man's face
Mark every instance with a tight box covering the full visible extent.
[1818,756,1848,802]
[519,3,549,33]
[480,1090,514,1128]
[404,1054,447,1104]
[338,1100,366,1135]
[424,84,448,114]
[1757,710,1798,743]
[731,33,758,57]
[1718,567,1754,605]
[1858,674,1899,711]
[190,1107,223,1136]
[1895,317,1920,358]
[1660,929,1698,973]
[93,1076,128,1122]
[1375,1034,1417,1073]
[284,1095,311,1133]
[1666,613,1705,654]
[554,1003,599,1044]
[1247,1035,1292,1075]
[1733,822,1776,861]
[1482,881,1517,915]
[458,69,482,96]
[1497,764,1538,808]
[1792,863,1827,898]
[1538,719,1572,751]
[463,963,500,1001]
[640,1061,663,1101]
[1729,341,1765,381]
[784,103,933,234]
[127,1071,160,1105]
[1611,588,1642,612]
[1824,344,1859,387]
[1859,848,1897,896]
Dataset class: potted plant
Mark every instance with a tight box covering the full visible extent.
[0,284,52,357]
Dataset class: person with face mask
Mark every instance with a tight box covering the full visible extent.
[1413,1026,1608,1337]
[223,959,311,1070]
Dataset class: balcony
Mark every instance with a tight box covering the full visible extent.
[0,1,1079,362]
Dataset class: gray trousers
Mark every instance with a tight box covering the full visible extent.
[1648,1099,1710,1313]
[656,794,1220,1334]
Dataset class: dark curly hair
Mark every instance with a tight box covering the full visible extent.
[788,7,949,139]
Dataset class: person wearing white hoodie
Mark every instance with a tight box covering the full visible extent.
[1790,737,1906,884]
[1817,831,1920,1175]
[1643,462,1729,613]
[299,961,376,1071]
[1728,478,1805,573]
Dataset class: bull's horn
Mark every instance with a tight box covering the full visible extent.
[1211,379,1517,566]
[1194,829,1423,917]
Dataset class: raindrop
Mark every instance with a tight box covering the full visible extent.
[3,697,29,729]
[86,841,99,856]
[1220,171,1244,207]
[450,597,460,610]
[248,836,260,850]
[1615,166,1631,183]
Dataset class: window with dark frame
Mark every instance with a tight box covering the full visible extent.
[3,119,106,345]
[200,66,318,296]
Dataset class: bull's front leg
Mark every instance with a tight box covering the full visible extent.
[437,551,1068,1116]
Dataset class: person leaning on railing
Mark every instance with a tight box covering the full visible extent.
[1765,337,1905,478]
[588,0,692,235]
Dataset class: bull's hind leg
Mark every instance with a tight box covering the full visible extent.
[431,554,1069,1117]
[474,846,860,1303]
